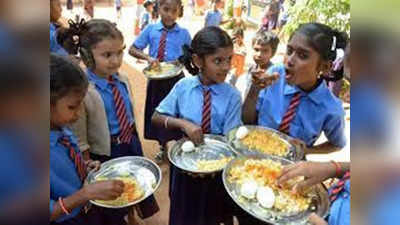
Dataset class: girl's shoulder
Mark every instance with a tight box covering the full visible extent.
[313,81,345,116]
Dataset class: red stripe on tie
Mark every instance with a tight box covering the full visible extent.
[279,92,302,134]
[60,136,87,181]
[108,76,134,144]
[157,29,168,62]
[201,89,212,134]
[329,171,350,203]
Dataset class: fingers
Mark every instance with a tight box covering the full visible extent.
[308,213,328,225]
[252,71,280,88]
[292,177,318,193]
[277,163,306,186]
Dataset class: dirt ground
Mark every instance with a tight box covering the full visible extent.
[120,62,171,225]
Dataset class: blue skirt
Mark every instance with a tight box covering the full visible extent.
[168,164,237,225]
[144,73,184,144]
[90,134,160,220]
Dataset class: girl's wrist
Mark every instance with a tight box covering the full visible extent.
[79,186,91,202]
[328,161,341,178]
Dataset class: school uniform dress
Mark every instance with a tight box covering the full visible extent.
[50,128,102,225]
[71,71,159,219]
[140,12,151,30]
[204,9,222,27]
[155,75,242,225]
[328,179,350,225]
[256,64,346,148]
[50,23,68,56]
[132,22,191,144]
[115,0,122,11]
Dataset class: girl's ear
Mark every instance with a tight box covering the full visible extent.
[318,60,332,76]
[192,54,203,70]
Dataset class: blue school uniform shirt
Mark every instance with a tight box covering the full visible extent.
[156,75,242,135]
[328,180,350,225]
[50,128,83,222]
[87,70,135,136]
[140,12,151,30]
[256,64,346,148]
[50,23,68,56]
[205,10,222,27]
[132,22,191,62]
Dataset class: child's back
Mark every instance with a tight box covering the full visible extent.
[204,9,222,27]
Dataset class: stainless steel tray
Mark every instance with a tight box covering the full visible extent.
[143,62,183,80]
[85,156,162,208]
[227,125,304,161]
[223,155,329,224]
[168,134,237,174]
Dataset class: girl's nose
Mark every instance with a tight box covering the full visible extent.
[286,53,295,67]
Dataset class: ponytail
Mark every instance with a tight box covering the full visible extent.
[179,45,199,75]
[178,26,233,76]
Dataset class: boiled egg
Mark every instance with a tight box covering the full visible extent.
[138,168,156,186]
[181,141,195,153]
[240,180,258,199]
[236,126,249,139]
[256,186,275,209]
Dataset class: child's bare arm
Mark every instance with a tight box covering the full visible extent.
[128,45,152,62]
[305,141,342,154]
[152,112,204,145]
[242,84,262,124]
[50,188,89,221]
[50,180,124,221]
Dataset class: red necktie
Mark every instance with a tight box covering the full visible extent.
[108,76,134,144]
[279,92,302,134]
[60,136,87,181]
[329,171,350,203]
[201,89,212,134]
[157,29,168,62]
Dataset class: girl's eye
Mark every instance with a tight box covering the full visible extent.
[104,52,112,58]
[214,58,222,65]
[298,52,308,59]
[286,47,293,55]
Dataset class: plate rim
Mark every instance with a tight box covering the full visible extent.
[168,134,237,174]
[222,155,330,224]
[142,62,183,80]
[86,156,162,208]
[227,125,305,161]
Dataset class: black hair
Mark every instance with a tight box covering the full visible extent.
[50,53,88,105]
[158,0,184,17]
[179,26,233,75]
[252,30,280,55]
[57,19,124,68]
[291,22,348,62]
[144,0,154,8]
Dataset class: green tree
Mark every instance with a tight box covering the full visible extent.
[282,0,350,39]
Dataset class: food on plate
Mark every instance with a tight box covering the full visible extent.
[228,159,311,213]
[241,130,289,157]
[146,63,176,76]
[256,186,275,209]
[182,141,196,153]
[94,176,144,206]
[236,126,250,139]
[196,157,233,171]
[137,168,157,187]
[240,180,258,199]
